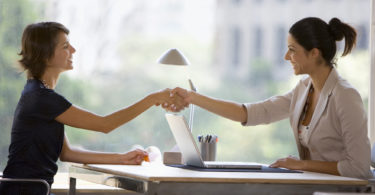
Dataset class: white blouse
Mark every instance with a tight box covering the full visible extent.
[298,123,309,148]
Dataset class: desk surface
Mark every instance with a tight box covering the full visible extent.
[71,163,368,186]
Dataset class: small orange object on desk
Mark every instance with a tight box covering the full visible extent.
[144,155,150,162]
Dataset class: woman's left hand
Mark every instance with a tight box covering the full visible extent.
[269,156,304,170]
[119,149,148,165]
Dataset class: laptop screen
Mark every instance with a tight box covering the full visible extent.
[165,113,205,167]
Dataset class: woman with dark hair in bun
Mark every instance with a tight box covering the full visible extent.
[172,17,372,179]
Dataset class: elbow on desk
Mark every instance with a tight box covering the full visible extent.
[337,160,373,179]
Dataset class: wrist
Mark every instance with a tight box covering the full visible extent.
[146,93,158,106]
[300,160,307,170]
[116,153,126,164]
[188,90,196,103]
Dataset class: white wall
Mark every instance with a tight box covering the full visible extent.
[370,0,375,144]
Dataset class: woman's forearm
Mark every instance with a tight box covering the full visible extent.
[57,91,173,134]
[101,95,155,133]
[60,135,146,164]
[270,156,339,176]
[301,160,339,175]
[190,91,247,123]
[60,135,122,163]
[61,147,122,164]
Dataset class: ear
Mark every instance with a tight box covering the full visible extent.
[45,58,50,66]
[310,48,321,58]
[310,48,325,65]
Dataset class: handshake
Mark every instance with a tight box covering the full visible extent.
[151,87,192,112]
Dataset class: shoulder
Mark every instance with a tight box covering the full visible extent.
[330,77,365,117]
[21,81,71,109]
[332,77,362,103]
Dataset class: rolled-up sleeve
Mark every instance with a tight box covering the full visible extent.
[336,88,372,179]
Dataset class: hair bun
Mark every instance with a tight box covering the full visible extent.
[328,18,345,41]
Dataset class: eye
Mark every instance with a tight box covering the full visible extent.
[63,42,70,49]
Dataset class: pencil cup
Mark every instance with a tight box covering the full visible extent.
[200,141,217,161]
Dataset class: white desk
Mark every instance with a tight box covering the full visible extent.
[68,163,371,195]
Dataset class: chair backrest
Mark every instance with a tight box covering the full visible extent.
[0,177,50,195]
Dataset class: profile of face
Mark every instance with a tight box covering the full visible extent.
[284,34,315,75]
[46,32,76,72]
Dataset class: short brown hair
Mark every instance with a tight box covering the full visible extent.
[19,22,69,80]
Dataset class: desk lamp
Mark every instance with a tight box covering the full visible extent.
[158,48,196,165]
[157,48,197,132]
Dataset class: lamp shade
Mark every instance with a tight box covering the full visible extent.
[157,48,190,65]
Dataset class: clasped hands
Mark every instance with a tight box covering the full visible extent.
[153,87,191,112]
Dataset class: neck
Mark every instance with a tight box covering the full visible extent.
[40,69,61,89]
[309,65,332,92]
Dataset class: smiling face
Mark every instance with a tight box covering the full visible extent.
[284,34,315,75]
[46,32,76,72]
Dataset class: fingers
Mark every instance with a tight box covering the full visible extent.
[269,161,279,168]
[171,87,191,101]
[269,158,287,168]
[122,149,148,165]
[269,156,302,170]
[170,96,188,111]
[170,87,185,97]
[154,87,191,112]
[161,98,188,112]
[288,155,298,160]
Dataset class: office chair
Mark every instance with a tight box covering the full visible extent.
[0,174,50,195]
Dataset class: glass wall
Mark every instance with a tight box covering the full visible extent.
[0,0,371,171]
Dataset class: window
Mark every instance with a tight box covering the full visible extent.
[0,0,371,173]
[275,25,286,66]
[254,26,262,57]
[357,24,369,49]
[370,1,375,143]
[231,27,241,66]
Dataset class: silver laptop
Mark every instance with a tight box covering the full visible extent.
[165,113,262,169]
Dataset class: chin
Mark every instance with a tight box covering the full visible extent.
[67,64,73,70]
[292,67,299,75]
[61,66,73,72]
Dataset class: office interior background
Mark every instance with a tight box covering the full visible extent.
[0,0,371,172]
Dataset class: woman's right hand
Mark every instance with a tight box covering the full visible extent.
[171,87,193,104]
[151,88,188,112]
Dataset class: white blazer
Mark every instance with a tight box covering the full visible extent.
[242,68,372,179]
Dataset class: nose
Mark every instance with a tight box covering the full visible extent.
[284,51,290,61]
[70,45,76,54]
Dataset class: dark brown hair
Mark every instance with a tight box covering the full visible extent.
[289,17,356,67]
[19,22,69,80]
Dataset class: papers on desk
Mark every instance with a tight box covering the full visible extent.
[131,145,162,164]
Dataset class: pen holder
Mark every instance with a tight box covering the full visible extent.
[200,141,217,161]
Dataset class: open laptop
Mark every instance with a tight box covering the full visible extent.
[165,113,262,169]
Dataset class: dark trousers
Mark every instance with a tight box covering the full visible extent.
[0,181,50,195]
